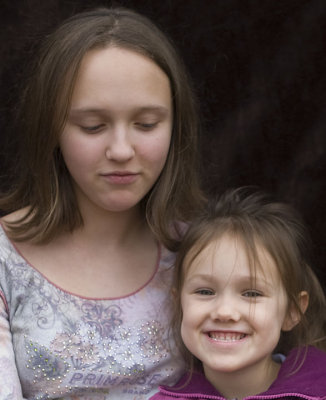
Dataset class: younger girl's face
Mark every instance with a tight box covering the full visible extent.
[60,46,172,214]
[180,234,296,390]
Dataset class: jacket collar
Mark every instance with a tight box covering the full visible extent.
[159,347,326,399]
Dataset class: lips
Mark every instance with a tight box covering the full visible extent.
[100,171,139,184]
[207,331,246,341]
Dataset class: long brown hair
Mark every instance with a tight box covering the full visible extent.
[0,7,204,249]
[172,188,326,369]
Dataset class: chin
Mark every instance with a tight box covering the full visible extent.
[103,200,141,213]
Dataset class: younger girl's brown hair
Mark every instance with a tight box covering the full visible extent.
[172,187,326,369]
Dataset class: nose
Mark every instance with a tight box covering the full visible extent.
[105,126,135,162]
[210,295,241,322]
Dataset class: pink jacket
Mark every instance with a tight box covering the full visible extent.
[150,347,326,400]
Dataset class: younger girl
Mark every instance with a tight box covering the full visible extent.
[0,6,204,399]
[151,188,326,400]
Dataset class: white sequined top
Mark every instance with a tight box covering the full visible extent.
[0,225,185,399]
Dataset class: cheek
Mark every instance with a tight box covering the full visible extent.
[60,134,98,171]
[248,305,270,328]
[137,130,171,166]
[180,295,188,335]
[60,144,87,174]
[180,304,199,356]
[180,314,191,346]
[60,132,80,162]
[251,300,287,333]
[274,289,290,323]
[180,296,197,331]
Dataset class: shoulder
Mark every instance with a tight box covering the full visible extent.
[287,346,326,368]
[271,346,326,395]
[0,211,36,265]
[0,223,16,260]
[0,207,32,245]
[0,222,26,310]
[1,207,29,226]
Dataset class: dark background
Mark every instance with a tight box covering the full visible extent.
[1,0,325,288]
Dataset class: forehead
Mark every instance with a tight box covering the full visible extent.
[77,46,169,88]
[183,234,281,284]
[69,46,172,117]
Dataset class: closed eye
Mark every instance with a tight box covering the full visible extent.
[134,122,158,131]
[81,124,105,133]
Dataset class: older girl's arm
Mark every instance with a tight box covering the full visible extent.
[0,294,25,399]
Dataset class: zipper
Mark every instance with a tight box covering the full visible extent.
[158,388,322,400]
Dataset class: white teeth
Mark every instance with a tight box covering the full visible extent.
[208,332,245,341]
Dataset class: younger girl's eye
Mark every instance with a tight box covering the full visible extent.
[242,290,262,298]
[196,288,214,296]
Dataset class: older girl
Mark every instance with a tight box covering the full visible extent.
[0,7,204,399]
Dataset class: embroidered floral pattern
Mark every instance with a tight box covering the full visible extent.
[0,226,184,399]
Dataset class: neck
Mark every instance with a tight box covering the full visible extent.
[75,198,148,247]
[204,357,280,400]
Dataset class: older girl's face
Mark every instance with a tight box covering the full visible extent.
[60,46,172,214]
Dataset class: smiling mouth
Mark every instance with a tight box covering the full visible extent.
[208,332,246,341]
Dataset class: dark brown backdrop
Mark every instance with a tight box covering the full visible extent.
[1,0,325,288]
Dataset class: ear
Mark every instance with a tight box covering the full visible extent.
[282,291,309,332]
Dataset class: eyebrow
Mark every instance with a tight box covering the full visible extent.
[69,106,170,117]
[185,273,273,288]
